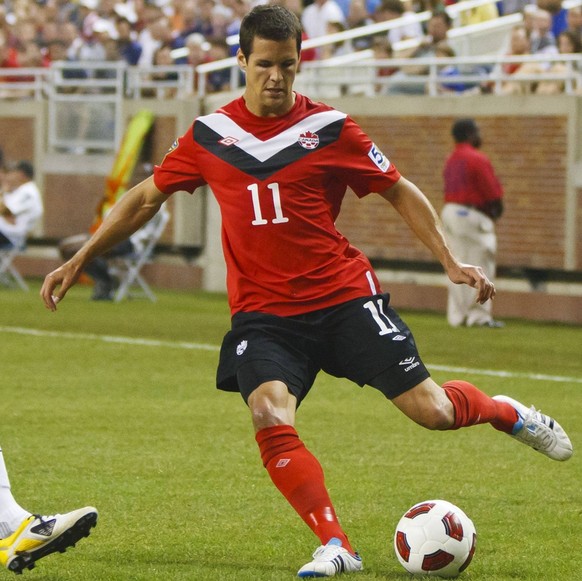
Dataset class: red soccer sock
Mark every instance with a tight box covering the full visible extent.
[255,425,354,554]
[442,380,518,433]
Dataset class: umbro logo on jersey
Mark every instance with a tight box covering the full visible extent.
[219,136,239,146]
[399,356,420,372]
[298,130,319,150]
[392,334,406,341]
[236,340,248,355]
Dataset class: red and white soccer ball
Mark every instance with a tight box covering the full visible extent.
[394,500,477,578]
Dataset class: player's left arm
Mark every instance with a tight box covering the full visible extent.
[379,176,495,304]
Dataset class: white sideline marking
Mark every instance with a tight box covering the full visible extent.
[1,325,581,384]
[0,326,219,352]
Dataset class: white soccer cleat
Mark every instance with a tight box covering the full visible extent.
[297,537,363,578]
[0,507,97,574]
[493,395,573,461]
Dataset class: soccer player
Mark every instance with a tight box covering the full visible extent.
[40,5,573,577]
[0,447,97,574]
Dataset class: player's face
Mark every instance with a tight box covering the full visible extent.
[237,36,300,117]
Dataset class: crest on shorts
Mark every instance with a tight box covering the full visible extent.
[236,340,248,356]
[298,131,319,150]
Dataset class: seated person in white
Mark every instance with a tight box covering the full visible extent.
[0,161,44,249]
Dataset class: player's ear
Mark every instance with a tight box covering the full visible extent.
[236,48,247,72]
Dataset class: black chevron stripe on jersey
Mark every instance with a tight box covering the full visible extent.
[193,110,347,181]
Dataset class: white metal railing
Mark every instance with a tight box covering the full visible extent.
[46,61,126,152]
[0,67,50,100]
[297,54,582,98]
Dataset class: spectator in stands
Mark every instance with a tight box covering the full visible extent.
[503,23,531,75]
[410,10,452,59]
[148,44,179,98]
[0,160,43,251]
[521,4,539,37]
[185,31,209,69]
[535,29,582,93]
[115,15,142,66]
[347,0,375,49]
[566,5,582,41]
[458,0,499,26]
[137,4,164,66]
[371,34,399,94]
[206,37,231,92]
[180,0,218,39]
[537,0,568,39]
[320,21,352,59]
[225,0,251,51]
[141,16,186,66]
[529,8,558,54]
[434,41,468,93]
[386,10,453,94]
[209,3,233,40]
[302,0,346,44]
[374,0,423,46]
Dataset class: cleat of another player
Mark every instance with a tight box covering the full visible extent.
[298,538,363,578]
[493,395,573,461]
[0,507,98,575]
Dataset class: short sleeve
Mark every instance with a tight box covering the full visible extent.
[153,124,207,195]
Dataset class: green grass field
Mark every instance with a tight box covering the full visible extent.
[1,283,581,580]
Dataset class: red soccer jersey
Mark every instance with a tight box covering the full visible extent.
[153,93,401,316]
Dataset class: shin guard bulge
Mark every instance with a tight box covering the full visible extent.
[256,425,354,554]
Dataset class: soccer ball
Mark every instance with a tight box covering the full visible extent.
[394,499,477,578]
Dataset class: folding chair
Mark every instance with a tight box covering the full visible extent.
[0,244,29,291]
[109,209,170,302]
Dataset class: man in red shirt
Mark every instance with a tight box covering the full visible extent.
[41,6,572,577]
[442,118,504,328]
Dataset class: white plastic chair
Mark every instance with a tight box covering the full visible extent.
[109,208,170,302]
[0,244,29,291]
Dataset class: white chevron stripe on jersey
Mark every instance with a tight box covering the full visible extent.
[198,110,347,162]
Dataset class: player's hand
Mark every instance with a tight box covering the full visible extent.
[40,261,82,312]
[447,262,496,304]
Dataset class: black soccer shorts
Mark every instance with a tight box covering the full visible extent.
[216,293,430,403]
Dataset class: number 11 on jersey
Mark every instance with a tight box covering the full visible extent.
[248,183,289,226]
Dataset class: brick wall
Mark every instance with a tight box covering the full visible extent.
[336,114,569,270]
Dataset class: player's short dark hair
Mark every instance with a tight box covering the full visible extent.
[452,118,478,143]
[239,5,302,60]
[8,160,35,179]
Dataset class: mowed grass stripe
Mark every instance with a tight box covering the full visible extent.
[2,324,580,385]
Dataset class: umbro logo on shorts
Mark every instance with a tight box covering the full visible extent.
[399,356,420,372]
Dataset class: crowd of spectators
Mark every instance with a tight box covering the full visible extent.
[0,0,581,96]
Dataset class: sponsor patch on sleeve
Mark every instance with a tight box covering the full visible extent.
[368,143,390,173]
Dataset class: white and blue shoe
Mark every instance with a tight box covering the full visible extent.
[298,537,362,578]
[493,395,572,461]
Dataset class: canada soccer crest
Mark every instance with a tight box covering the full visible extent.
[298,131,319,150]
